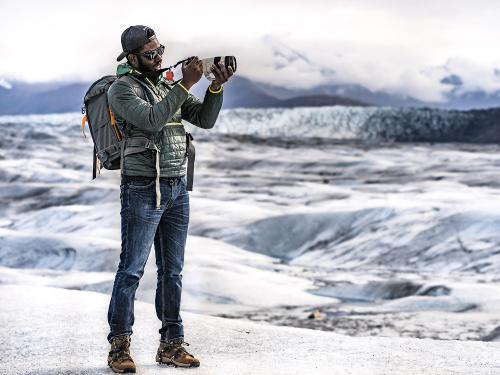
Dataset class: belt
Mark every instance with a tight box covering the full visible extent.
[122,175,182,183]
[119,133,195,209]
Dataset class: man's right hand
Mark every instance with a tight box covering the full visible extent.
[180,56,203,91]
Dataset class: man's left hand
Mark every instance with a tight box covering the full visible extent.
[210,61,234,91]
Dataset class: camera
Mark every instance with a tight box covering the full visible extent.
[186,56,237,81]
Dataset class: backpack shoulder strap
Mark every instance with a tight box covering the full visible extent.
[119,75,156,103]
[116,74,163,207]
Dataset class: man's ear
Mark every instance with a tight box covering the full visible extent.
[127,53,138,68]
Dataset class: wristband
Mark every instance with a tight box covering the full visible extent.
[208,84,223,94]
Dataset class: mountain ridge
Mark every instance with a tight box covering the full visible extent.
[1,75,500,115]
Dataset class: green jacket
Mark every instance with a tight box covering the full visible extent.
[107,62,223,177]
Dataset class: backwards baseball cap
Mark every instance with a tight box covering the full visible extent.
[116,25,156,61]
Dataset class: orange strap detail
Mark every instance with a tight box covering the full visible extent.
[108,107,116,126]
[108,107,122,141]
[81,115,87,138]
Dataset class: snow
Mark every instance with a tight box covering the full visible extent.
[2,284,500,375]
[0,232,331,315]
[3,110,500,372]
[0,78,12,90]
[189,105,492,143]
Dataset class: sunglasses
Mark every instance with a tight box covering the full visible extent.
[135,44,165,60]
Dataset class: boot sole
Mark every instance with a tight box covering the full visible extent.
[156,355,200,368]
[108,361,136,373]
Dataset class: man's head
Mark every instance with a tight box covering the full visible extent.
[117,25,164,73]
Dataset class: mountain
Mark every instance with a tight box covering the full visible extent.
[199,75,500,110]
[258,81,427,107]
[1,75,500,116]
[219,76,369,108]
[443,89,500,110]
[3,38,500,115]
[0,77,370,116]
[0,80,88,115]
[267,94,368,108]
[258,37,500,110]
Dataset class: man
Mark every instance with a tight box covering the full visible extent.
[106,25,233,373]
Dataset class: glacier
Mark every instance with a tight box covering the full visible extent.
[210,105,500,143]
[2,106,500,373]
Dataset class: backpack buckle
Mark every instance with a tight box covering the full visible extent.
[145,138,159,152]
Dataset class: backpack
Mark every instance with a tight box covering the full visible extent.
[81,75,195,191]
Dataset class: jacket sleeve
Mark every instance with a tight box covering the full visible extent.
[180,87,224,129]
[107,79,189,133]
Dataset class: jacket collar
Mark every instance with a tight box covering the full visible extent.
[116,62,165,86]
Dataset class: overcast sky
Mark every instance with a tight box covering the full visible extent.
[2,0,500,101]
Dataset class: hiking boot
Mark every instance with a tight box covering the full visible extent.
[108,334,136,373]
[156,337,200,368]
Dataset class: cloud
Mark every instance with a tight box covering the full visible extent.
[422,58,500,98]
[2,0,500,103]
[441,75,463,87]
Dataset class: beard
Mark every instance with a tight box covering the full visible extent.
[136,56,162,81]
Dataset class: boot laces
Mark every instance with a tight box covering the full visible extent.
[111,336,133,361]
[162,339,193,358]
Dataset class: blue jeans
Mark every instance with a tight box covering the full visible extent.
[107,175,189,343]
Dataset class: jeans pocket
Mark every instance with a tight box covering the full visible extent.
[128,179,156,190]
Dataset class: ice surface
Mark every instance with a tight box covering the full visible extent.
[2,284,500,375]
[192,106,500,143]
[3,109,500,363]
